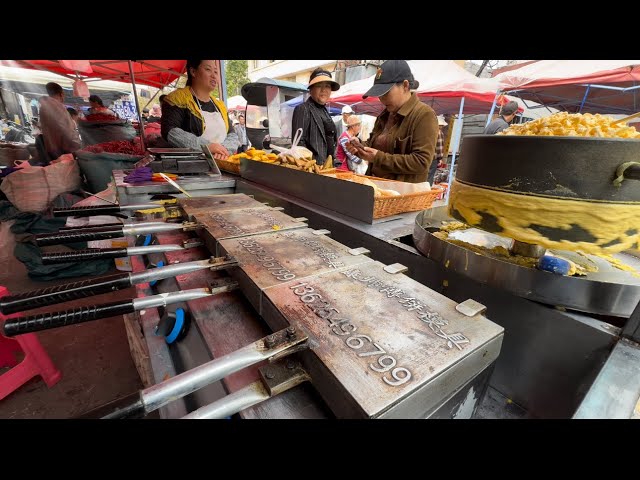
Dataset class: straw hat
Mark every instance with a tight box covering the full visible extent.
[308,69,340,91]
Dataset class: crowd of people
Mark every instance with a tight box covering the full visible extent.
[8,59,517,184]
[156,59,458,184]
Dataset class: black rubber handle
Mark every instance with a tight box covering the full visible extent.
[59,223,125,231]
[41,248,128,264]
[624,165,640,181]
[0,273,131,314]
[53,205,122,217]
[2,301,136,336]
[34,226,125,246]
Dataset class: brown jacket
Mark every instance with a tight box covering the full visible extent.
[366,93,438,183]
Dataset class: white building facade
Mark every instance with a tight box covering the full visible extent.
[247,61,336,83]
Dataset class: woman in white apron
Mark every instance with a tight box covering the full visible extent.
[161,60,239,159]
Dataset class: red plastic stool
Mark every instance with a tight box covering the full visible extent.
[0,286,62,400]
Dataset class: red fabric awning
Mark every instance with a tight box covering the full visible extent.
[0,60,187,89]
[492,61,640,114]
[329,60,501,115]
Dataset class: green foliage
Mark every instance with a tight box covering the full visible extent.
[225,60,250,97]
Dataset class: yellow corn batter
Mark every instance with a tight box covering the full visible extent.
[448,180,640,255]
[433,231,539,268]
[433,227,629,276]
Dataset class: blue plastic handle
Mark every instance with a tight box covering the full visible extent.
[537,256,571,275]
[165,308,185,344]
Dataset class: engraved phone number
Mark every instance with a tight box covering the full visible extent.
[209,213,245,236]
[289,281,412,387]
[237,238,295,281]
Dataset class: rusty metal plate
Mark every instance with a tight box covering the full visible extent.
[262,261,504,418]
[193,207,308,257]
[218,229,374,313]
[180,194,268,218]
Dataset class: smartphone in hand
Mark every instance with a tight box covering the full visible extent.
[349,137,365,150]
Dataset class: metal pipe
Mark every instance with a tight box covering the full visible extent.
[130,259,213,284]
[128,60,146,151]
[126,245,185,255]
[181,381,269,419]
[141,329,307,414]
[122,223,191,236]
[579,85,592,113]
[485,90,501,128]
[219,60,227,104]
[445,96,465,205]
[61,221,167,231]
[132,288,212,310]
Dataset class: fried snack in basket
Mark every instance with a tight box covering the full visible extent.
[499,112,640,138]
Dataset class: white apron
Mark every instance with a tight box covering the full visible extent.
[193,91,227,143]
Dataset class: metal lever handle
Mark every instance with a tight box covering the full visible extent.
[41,248,129,264]
[0,273,131,314]
[34,226,125,246]
[623,164,640,181]
[2,301,135,337]
[59,223,125,231]
[53,205,124,217]
[104,327,308,419]
[181,359,310,419]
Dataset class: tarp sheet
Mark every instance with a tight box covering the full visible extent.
[492,60,640,114]
[0,60,187,89]
[329,60,501,115]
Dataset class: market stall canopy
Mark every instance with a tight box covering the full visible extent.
[0,60,187,89]
[329,60,501,115]
[492,60,640,115]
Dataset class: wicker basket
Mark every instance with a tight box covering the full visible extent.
[373,187,442,218]
[215,158,241,175]
[328,172,443,218]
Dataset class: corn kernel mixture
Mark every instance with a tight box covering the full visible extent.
[499,112,640,138]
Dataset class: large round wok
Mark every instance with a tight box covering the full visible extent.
[448,135,640,251]
[456,135,640,202]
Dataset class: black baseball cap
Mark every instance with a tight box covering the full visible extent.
[363,60,415,99]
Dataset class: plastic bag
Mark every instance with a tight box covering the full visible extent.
[75,150,142,193]
[270,128,313,160]
[352,159,369,175]
[0,154,82,213]
[77,119,136,147]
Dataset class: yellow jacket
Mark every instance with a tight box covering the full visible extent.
[164,87,229,133]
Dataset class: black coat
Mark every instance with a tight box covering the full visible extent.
[291,98,337,165]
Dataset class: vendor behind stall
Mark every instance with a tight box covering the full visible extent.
[161,60,239,161]
[88,95,118,118]
[147,104,162,124]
